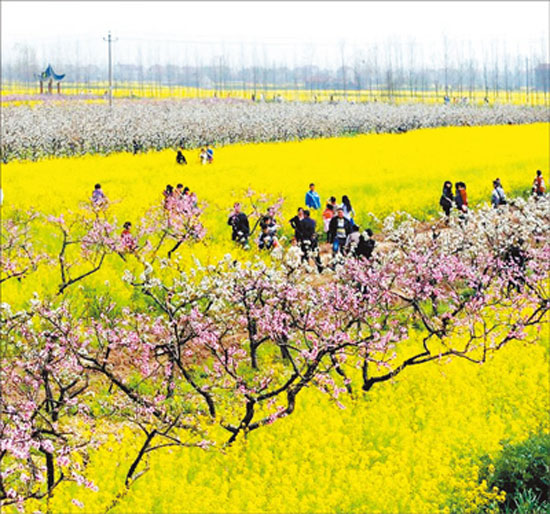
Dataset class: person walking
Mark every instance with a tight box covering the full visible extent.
[532,170,546,197]
[340,195,356,225]
[299,210,323,272]
[439,181,454,218]
[305,183,321,210]
[227,202,250,247]
[329,207,353,255]
[454,182,468,213]
[491,179,507,209]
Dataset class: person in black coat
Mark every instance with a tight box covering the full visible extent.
[329,208,352,254]
[176,149,187,165]
[299,210,323,272]
[355,228,376,260]
[227,202,250,246]
[289,207,305,243]
[439,180,453,218]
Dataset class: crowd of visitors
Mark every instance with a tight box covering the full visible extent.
[226,183,377,271]
[87,167,546,270]
[439,170,546,223]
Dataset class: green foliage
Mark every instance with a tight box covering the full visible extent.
[479,431,550,512]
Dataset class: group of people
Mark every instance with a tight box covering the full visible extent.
[162,183,198,209]
[304,183,372,256]
[439,170,546,220]
[90,182,201,258]
[226,203,283,252]
[90,166,546,269]
[176,145,214,166]
[439,180,471,218]
[227,182,376,272]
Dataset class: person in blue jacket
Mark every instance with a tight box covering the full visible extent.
[305,183,321,210]
[206,144,214,164]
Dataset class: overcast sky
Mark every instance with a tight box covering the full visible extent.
[2,1,548,67]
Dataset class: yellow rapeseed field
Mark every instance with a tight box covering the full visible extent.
[3,123,547,225]
[18,338,549,514]
[2,123,548,307]
[2,81,549,106]
[2,123,549,513]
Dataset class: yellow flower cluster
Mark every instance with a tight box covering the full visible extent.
[2,81,549,106]
[16,338,548,513]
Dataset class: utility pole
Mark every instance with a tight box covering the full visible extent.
[525,57,530,105]
[103,31,118,108]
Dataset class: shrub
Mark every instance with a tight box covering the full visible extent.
[478,431,550,513]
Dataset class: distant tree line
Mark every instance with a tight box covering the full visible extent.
[2,39,549,99]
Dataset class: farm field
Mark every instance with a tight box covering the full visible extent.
[2,123,548,225]
[2,81,549,107]
[4,1,550,512]
[2,123,548,308]
[1,121,549,514]
[17,340,550,514]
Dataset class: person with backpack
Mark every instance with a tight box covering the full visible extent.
[299,210,323,272]
[532,170,546,197]
[329,207,353,255]
[227,202,250,247]
[491,179,507,208]
[439,181,454,218]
